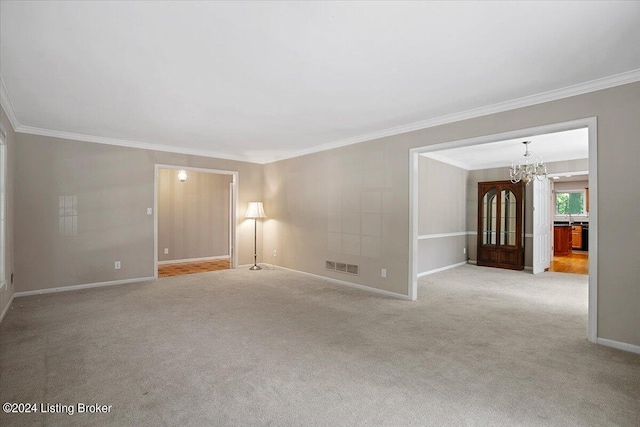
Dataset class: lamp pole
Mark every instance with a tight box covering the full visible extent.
[246,202,265,271]
[250,217,260,270]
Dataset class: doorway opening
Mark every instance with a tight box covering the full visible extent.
[409,117,597,343]
[154,165,238,279]
[549,171,589,275]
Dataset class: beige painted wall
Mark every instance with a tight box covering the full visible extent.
[264,82,640,346]
[158,169,231,262]
[0,106,16,319]
[417,156,467,274]
[263,147,407,295]
[14,134,263,292]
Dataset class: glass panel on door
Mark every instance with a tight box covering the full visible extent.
[482,189,497,245]
[500,189,517,246]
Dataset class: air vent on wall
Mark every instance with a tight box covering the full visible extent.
[326,260,359,275]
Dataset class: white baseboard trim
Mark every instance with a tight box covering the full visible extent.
[276,265,411,300]
[462,260,534,271]
[236,263,268,269]
[417,261,468,277]
[596,337,640,355]
[0,294,14,323]
[14,277,155,298]
[157,255,229,265]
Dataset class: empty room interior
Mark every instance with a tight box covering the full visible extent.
[1,2,639,426]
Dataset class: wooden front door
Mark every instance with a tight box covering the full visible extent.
[477,181,525,270]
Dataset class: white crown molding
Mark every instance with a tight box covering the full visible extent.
[0,77,20,131]
[15,125,261,164]
[420,152,471,170]
[2,69,640,165]
[267,68,640,163]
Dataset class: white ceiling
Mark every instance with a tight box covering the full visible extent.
[421,127,589,170]
[1,1,639,164]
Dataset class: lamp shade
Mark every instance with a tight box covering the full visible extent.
[245,202,266,219]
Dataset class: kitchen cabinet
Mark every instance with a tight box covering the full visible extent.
[554,226,572,256]
[572,225,582,249]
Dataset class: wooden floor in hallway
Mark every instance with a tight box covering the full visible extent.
[158,259,230,278]
[550,252,588,275]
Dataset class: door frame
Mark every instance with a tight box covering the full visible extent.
[409,117,598,343]
[153,164,239,279]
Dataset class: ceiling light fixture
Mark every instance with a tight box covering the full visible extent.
[509,141,547,185]
[178,170,188,182]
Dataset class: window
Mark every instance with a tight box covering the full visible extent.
[556,191,585,215]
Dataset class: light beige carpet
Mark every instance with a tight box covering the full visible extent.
[1,265,638,426]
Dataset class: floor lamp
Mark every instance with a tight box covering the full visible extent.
[245,202,266,270]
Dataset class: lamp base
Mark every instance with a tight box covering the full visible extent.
[249,265,262,271]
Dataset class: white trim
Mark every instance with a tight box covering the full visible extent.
[154,165,238,279]
[268,69,640,164]
[409,117,598,344]
[0,77,20,131]
[277,265,411,300]
[466,260,535,270]
[157,255,229,265]
[417,261,467,277]
[0,134,6,286]
[0,293,14,323]
[13,277,154,297]
[17,125,260,164]
[417,231,467,240]
[236,263,257,269]
[411,118,596,156]
[154,164,239,176]
[2,71,639,165]
[596,338,640,355]
[587,118,598,343]
[409,150,419,301]
[548,171,589,178]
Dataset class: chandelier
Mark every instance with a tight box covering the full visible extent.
[509,141,547,185]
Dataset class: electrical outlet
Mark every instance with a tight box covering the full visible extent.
[115,261,121,270]
[273,250,277,257]
[164,248,169,255]
[147,208,153,215]
[381,268,387,278]
[463,247,466,254]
